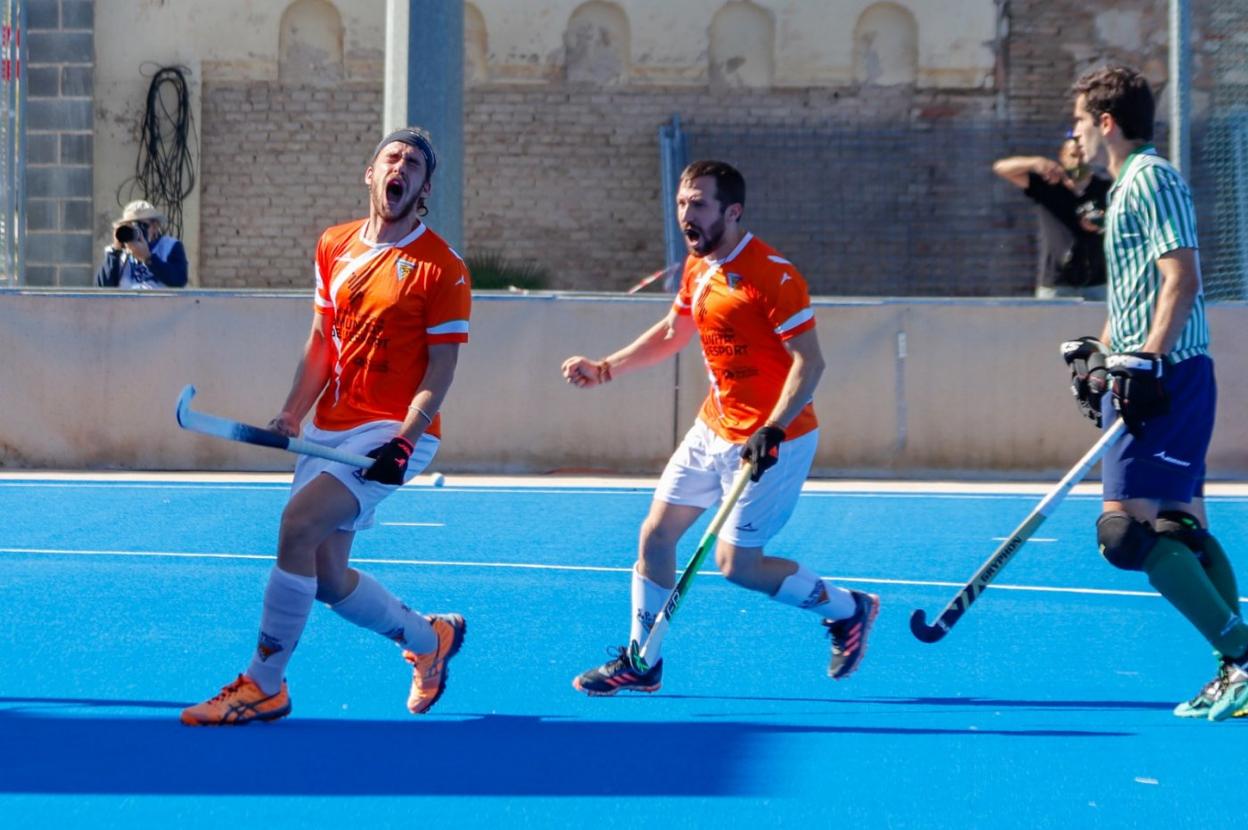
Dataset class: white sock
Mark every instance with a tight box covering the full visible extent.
[772,563,856,621]
[328,570,436,654]
[630,565,671,662]
[246,566,317,694]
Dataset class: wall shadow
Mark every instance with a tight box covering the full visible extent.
[652,693,1173,712]
[0,699,1133,796]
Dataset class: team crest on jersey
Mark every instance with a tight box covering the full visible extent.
[396,258,417,281]
[725,272,742,290]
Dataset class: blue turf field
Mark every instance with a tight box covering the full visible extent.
[3,476,1248,827]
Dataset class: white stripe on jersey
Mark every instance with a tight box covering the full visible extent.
[774,307,813,336]
[358,223,427,251]
[427,320,470,336]
[324,224,430,313]
[690,232,753,312]
[314,263,333,308]
[327,248,386,311]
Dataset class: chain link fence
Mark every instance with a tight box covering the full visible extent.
[674,7,1247,302]
[0,0,25,287]
[683,122,1090,297]
[679,114,1244,300]
[1193,0,1248,301]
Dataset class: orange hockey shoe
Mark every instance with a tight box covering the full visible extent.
[180,674,291,726]
[403,613,466,714]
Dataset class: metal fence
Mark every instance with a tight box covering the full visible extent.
[658,114,688,290]
[663,0,1246,301]
[678,122,1080,297]
[0,0,24,288]
[1192,0,1248,301]
[670,115,1245,300]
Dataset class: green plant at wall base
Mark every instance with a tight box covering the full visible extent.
[465,251,550,290]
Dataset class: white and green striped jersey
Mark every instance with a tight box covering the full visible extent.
[1103,144,1208,361]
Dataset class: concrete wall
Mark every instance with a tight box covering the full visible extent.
[25,0,94,287]
[1,290,1245,478]
[470,0,995,87]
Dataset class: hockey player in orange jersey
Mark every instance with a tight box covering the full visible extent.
[183,127,471,725]
[562,160,878,695]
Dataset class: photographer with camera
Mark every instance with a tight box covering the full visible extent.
[94,200,188,289]
[993,136,1110,300]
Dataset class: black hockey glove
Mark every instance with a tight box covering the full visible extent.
[1060,336,1110,427]
[741,425,786,482]
[363,436,415,485]
[1106,352,1169,434]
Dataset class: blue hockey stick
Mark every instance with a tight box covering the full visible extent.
[175,384,374,468]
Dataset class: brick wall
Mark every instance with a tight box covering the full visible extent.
[24,0,93,287]
[198,82,379,289]
[463,85,1039,295]
[195,0,1246,296]
[201,82,1034,294]
[1004,0,1225,125]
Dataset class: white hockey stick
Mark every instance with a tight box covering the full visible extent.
[174,384,374,468]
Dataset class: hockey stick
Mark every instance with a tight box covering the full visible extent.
[909,418,1128,643]
[175,385,375,468]
[628,460,755,672]
[626,262,683,294]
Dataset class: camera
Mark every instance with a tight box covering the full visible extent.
[1076,202,1105,230]
[114,221,148,245]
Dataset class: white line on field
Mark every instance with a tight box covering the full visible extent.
[992,537,1057,543]
[0,545,1207,601]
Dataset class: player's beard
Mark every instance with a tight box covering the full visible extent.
[684,215,726,257]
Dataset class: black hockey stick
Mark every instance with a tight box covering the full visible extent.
[909,418,1128,643]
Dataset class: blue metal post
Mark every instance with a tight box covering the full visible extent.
[392,0,464,250]
[1169,0,1190,175]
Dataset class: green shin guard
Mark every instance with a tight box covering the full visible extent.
[1156,512,1241,614]
[1200,533,1241,614]
[1144,537,1248,658]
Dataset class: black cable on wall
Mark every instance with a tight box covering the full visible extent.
[117,64,197,238]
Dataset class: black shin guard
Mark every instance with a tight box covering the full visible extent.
[1096,511,1157,571]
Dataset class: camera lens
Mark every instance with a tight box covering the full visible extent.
[115,224,136,244]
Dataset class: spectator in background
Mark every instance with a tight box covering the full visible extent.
[994,137,1110,300]
[95,200,189,289]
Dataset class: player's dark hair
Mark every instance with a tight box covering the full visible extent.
[1071,65,1154,142]
[680,160,746,213]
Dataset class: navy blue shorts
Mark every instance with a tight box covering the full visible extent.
[1100,354,1215,503]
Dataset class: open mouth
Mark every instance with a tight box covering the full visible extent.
[385,177,406,203]
[684,226,702,243]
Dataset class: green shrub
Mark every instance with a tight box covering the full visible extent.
[465,251,550,290]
